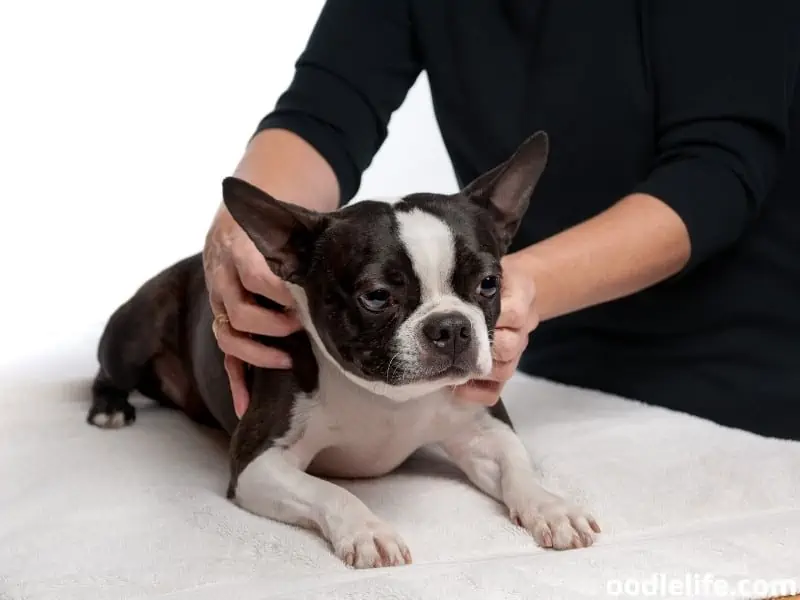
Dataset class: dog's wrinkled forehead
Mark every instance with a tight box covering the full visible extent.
[313,200,413,286]
[394,205,455,299]
[330,193,500,293]
[394,193,503,262]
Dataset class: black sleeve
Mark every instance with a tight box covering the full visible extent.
[255,0,422,204]
[633,0,800,271]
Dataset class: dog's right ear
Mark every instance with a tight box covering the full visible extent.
[221,177,327,283]
[459,131,549,252]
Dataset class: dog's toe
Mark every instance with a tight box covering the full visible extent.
[333,520,412,568]
[514,500,600,550]
[89,410,132,429]
[87,396,136,429]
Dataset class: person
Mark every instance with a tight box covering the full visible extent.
[202,0,800,440]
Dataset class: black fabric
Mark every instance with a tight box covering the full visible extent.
[256,0,800,439]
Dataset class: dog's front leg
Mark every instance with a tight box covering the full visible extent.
[438,411,600,550]
[233,446,412,568]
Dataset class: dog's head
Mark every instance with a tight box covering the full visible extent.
[223,131,548,400]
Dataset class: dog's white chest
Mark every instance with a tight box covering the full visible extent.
[283,366,481,479]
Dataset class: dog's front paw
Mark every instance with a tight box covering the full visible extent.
[331,520,412,569]
[511,497,600,550]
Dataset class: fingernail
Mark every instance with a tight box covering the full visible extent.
[232,392,245,419]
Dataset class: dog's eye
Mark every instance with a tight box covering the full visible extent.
[478,275,499,298]
[358,288,392,312]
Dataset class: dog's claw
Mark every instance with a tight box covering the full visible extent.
[589,517,602,534]
[541,528,553,548]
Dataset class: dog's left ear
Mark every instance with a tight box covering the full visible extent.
[221,177,327,283]
[460,131,549,250]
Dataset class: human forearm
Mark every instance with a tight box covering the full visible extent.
[510,193,691,323]
[208,128,340,416]
[232,128,340,213]
[514,0,800,325]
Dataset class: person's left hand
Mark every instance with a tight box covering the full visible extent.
[454,253,539,405]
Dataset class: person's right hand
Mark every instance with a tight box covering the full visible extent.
[202,203,303,419]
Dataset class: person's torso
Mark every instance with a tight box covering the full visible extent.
[410,0,800,438]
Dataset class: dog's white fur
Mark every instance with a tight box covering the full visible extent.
[394,208,493,378]
[235,203,599,568]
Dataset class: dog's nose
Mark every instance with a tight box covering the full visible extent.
[422,312,472,356]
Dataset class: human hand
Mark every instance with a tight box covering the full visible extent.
[202,203,303,418]
[454,253,539,405]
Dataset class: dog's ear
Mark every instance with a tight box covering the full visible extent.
[221,177,327,283]
[459,131,549,251]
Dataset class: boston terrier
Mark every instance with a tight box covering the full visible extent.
[87,131,600,568]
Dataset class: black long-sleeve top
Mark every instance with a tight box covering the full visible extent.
[256,0,800,439]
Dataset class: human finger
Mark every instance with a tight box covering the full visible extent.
[496,293,531,330]
[231,240,297,308]
[487,359,518,384]
[453,379,502,406]
[492,328,523,363]
[215,261,302,336]
[224,354,250,419]
[212,314,293,369]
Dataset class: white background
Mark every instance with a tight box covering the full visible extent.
[0,1,457,375]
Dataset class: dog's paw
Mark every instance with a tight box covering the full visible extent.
[511,497,600,550]
[87,396,136,429]
[331,520,412,569]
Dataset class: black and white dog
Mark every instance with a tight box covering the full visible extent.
[88,131,600,568]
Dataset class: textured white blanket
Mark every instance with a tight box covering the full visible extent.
[1,351,799,600]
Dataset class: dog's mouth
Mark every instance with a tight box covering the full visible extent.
[434,351,491,380]
[437,364,472,379]
[351,345,486,388]
[385,361,477,387]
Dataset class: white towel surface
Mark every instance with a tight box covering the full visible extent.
[1,347,799,600]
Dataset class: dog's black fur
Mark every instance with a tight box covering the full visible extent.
[88,131,549,494]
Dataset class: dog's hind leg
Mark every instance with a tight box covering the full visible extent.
[89,297,156,428]
[88,259,194,429]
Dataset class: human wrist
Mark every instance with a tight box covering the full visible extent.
[232,129,340,213]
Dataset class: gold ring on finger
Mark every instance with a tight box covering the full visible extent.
[211,313,230,338]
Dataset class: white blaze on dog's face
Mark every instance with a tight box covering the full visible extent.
[223,132,549,401]
[392,207,493,382]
